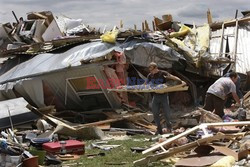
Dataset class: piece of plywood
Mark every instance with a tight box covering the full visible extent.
[97,123,111,130]
[81,113,146,127]
[134,122,157,132]
[142,125,200,154]
[207,9,213,24]
[175,154,223,167]
[33,20,47,43]
[243,91,250,101]
[0,98,38,128]
[134,133,225,166]
[142,121,250,154]
[212,145,248,161]
[108,83,188,93]
[42,19,62,41]
[134,133,245,166]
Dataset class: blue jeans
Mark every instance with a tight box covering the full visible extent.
[152,93,171,134]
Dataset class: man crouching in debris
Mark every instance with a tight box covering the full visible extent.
[203,72,241,118]
[146,62,182,134]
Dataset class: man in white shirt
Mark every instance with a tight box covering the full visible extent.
[203,72,240,118]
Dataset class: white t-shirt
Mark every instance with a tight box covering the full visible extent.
[207,77,236,100]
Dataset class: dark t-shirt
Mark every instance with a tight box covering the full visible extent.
[146,70,170,85]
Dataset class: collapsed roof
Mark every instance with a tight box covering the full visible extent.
[0,10,249,111]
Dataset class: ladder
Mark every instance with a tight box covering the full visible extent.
[212,19,239,72]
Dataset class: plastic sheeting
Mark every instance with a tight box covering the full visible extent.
[170,24,210,67]
[0,41,115,83]
[55,16,89,35]
[0,40,184,110]
[0,78,45,107]
[0,40,183,84]
[0,97,38,128]
[123,42,183,69]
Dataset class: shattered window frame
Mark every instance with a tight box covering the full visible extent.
[67,75,103,94]
[66,75,111,110]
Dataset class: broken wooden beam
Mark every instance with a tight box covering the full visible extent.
[152,21,155,31]
[207,9,213,24]
[134,24,137,31]
[82,113,146,127]
[210,16,250,30]
[134,132,244,166]
[142,22,145,31]
[120,20,123,28]
[212,145,248,161]
[142,121,250,154]
[145,20,150,31]
[142,125,200,154]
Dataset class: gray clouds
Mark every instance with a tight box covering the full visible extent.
[0,0,249,29]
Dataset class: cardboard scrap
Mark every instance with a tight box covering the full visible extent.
[212,145,248,161]
[175,153,224,167]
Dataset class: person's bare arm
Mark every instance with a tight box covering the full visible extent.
[144,74,150,85]
[164,74,184,84]
[232,92,240,104]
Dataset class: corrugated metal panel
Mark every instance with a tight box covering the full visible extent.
[0,41,116,83]
[0,40,182,83]
[210,29,226,59]
[235,26,250,73]
[0,65,121,110]
[210,24,250,74]
[38,65,122,109]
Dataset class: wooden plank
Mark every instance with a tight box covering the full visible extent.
[142,121,250,154]
[224,16,250,25]
[33,12,50,26]
[81,113,146,127]
[134,24,137,31]
[120,20,123,28]
[134,133,244,166]
[205,121,250,127]
[210,16,250,30]
[108,83,188,93]
[145,20,150,31]
[142,22,145,31]
[233,19,239,70]
[135,133,225,166]
[153,17,163,27]
[134,122,157,131]
[152,21,155,31]
[97,123,111,130]
[162,14,172,22]
[243,91,250,100]
[212,145,248,161]
[33,12,48,19]
[157,21,172,31]
[142,125,200,154]
[207,9,213,24]
[218,23,225,58]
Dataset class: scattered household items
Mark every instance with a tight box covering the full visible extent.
[0,9,250,166]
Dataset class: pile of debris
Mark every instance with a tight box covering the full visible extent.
[0,97,160,166]
[134,111,250,167]
[0,9,250,166]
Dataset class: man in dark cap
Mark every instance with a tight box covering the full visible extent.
[146,62,182,134]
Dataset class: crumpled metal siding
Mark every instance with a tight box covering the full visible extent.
[210,24,250,74]
[236,26,250,74]
[0,40,183,84]
[0,41,116,83]
[210,29,223,59]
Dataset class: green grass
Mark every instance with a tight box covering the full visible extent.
[62,135,171,167]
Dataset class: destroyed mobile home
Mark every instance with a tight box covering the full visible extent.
[0,10,249,166]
